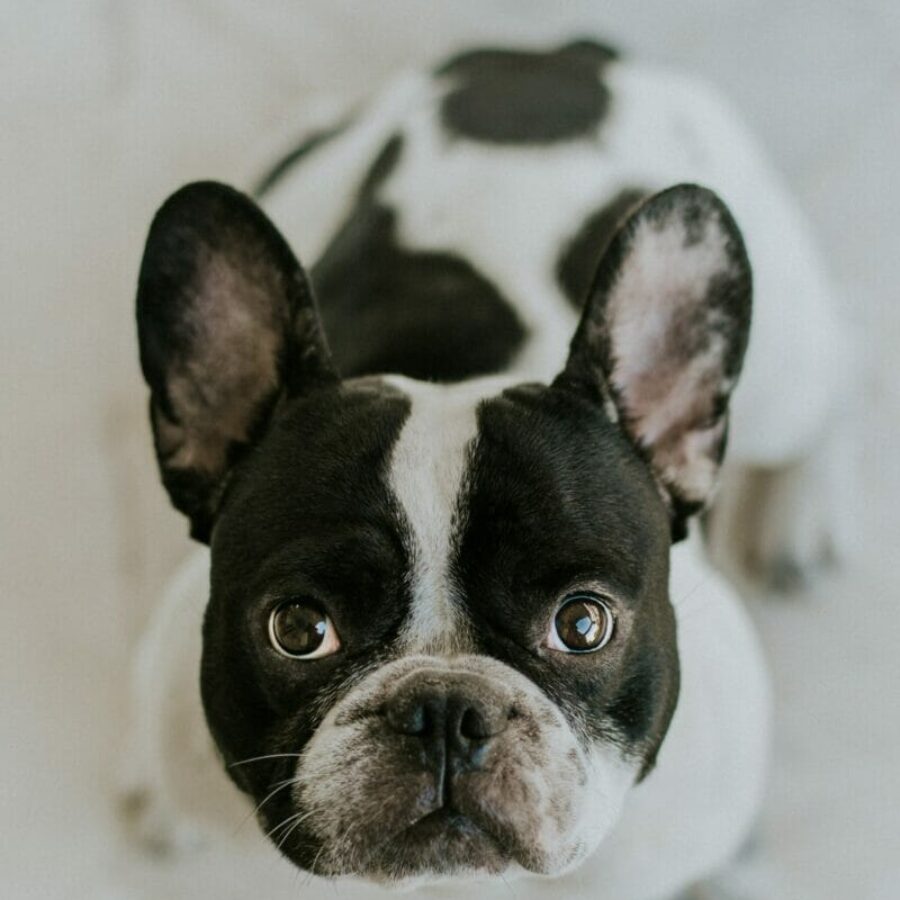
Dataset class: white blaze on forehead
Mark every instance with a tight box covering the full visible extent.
[386,376,513,653]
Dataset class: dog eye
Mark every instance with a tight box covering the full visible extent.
[546,594,614,653]
[268,600,341,659]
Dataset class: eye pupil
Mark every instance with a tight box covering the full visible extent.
[271,601,328,656]
[555,596,611,651]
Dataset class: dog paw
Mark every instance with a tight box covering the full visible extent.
[741,470,838,593]
[751,540,835,593]
[117,785,206,858]
[705,450,845,594]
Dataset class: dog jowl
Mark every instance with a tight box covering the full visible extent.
[136,173,751,882]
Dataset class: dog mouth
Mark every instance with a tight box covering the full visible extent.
[399,806,492,846]
[271,656,621,882]
[361,804,510,879]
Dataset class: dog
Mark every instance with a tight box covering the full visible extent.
[126,39,851,898]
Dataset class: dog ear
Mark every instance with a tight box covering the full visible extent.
[556,184,752,540]
[136,181,337,542]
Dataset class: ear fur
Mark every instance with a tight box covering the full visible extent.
[136,181,336,541]
[557,184,752,540]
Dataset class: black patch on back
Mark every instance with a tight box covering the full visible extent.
[556,188,650,311]
[556,38,621,67]
[453,383,679,777]
[310,135,527,382]
[255,118,351,197]
[436,40,618,144]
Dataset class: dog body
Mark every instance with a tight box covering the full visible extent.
[129,537,768,899]
[127,41,849,898]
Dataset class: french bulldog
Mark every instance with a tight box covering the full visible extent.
[126,40,851,899]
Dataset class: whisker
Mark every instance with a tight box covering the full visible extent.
[228,752,304,769]
[303,845,328,886]
[232,777,301,836]
[275,809,316,853]
[270,807,319,843]
[265,810,306,843]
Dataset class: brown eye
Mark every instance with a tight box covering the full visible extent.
[547,594,614,653]
[268,600,340,659]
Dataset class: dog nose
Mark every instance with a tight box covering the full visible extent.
[384,671,511,766]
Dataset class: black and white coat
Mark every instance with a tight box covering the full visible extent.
[127,41,851,899]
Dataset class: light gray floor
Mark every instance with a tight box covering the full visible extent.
[1,2,898,897]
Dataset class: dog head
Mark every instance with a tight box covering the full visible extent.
[136,180,751,883]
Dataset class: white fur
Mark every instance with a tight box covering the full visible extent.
[293,651,641,881]
[263,71,434,264]
[127,533,768,900]
[573,536,771,900]
[385,375,515,653]
[266,53,855,576]
[121,550,264,853]
[130,48,845,899]
[269,58,852,468]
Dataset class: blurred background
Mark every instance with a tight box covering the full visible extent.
[1,1,897,897]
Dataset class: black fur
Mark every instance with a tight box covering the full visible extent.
[202,379,413,800]
[560,184,752,540]
[136,181,336,541]
[454,383,679,777]
[556,187,650,310]
[358,132,405,197]
[136,40,754,878]
[255,119,351,197]
[311,137,527,382]
[199,374,678,874]
[437,40,618,144]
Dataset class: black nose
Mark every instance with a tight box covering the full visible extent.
[384,671,511,771]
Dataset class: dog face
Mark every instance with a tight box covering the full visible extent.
[136,179,751,883]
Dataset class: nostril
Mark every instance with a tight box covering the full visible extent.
[384,673,512,749]
[386,698,430,736]
[459,707,489,741]
[458,703,510,741]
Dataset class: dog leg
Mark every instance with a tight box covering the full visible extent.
[116,776,206,857]
[707,416,856,592]
[117,550,256,855]
[116,689,208,857]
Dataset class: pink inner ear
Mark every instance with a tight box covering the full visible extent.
[603,207,743,508]
[138,180,337,539]
[159,254,285,474]
[653,413,729,508]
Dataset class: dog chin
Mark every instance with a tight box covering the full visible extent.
[281,807,526,883]
[281,801,600,888]
[349,808,512,884]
